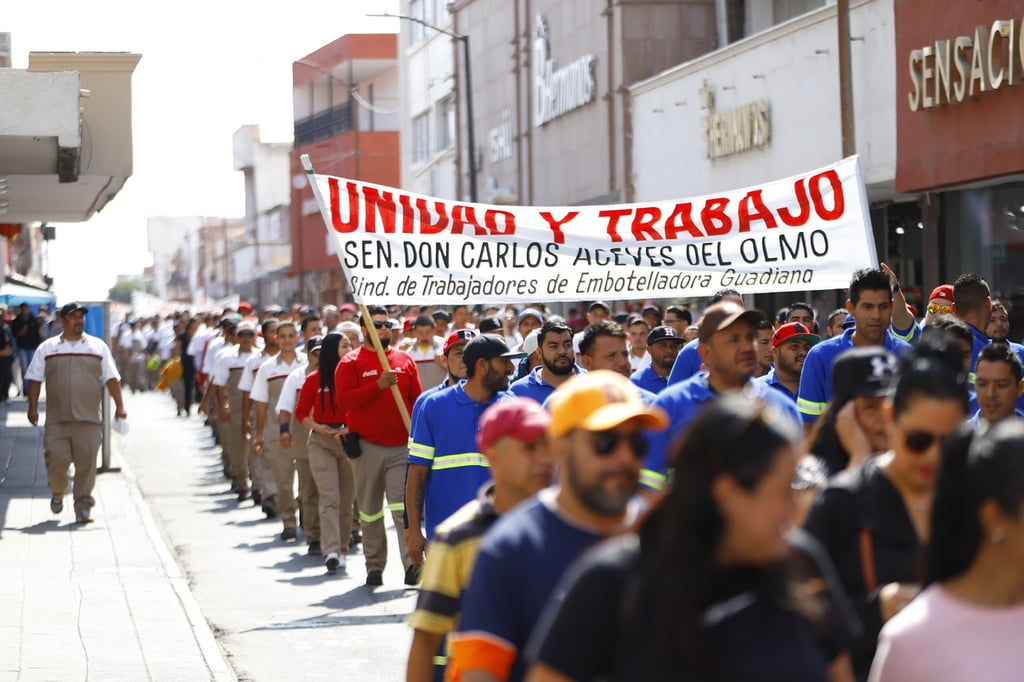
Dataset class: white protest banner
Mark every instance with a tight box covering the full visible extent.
[306,156,876,305]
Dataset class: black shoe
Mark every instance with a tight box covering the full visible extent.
[281,526,297,541]
[405,564,422,586]
[365,569,383,586]
[262,496,278,519]
[252,489,263,506]
[325,553,344,574]
[349,529,363,551]
[236,489,250,502]
[307,541,323,556]
[50,494,63,514]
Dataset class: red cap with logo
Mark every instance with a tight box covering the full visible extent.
[929,284,954,302]
[771,322,820,349]
[477,398,552,451]
[444,329,477,354]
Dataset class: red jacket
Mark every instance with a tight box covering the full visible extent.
[334,346,421,446]
[294,370,348,425]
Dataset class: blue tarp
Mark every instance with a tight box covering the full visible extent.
[0,282,56,308]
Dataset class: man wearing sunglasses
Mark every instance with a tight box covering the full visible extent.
[335,305,423,586]
[449,371,667,682]
[211,320,259,502]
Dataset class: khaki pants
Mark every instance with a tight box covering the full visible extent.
[351,440,410,573]
[293,423,320,543]
[307,430,355,557]
[265,438,297,528]
[249,440,276,498]
[44,421,102,513]
[225,414,249,492]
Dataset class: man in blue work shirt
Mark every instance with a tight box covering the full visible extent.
[797,268,911,432]
[509,321,583,404]
[404,334,524,568]
[667,288,744,384]
[630,325,685,395]
[756,321,819,403]
[642,301,800,493]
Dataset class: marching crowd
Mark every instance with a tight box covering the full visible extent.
[27,264,1024,681]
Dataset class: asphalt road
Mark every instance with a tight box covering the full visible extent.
[119,391,416,682]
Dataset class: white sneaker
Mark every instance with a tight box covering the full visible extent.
[325,552,346,574]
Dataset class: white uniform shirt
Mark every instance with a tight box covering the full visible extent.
[237,351,269,393]
[275,365,312,416]
[25,333,120,384]
[210,346,251,387]
[250,353,306,405]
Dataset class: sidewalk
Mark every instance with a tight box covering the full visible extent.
[0,398,235,682]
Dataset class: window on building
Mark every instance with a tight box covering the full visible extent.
[432,0,448,26]
[772,0,826,25]
[413,110,432,164]
[438,98,455,151]
[409,0,426,45]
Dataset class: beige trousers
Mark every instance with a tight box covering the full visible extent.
[350,440,411,573]
[264,438,296,527]
[307,430,355,557]
[44,421,102,513]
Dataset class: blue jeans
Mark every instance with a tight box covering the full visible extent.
[18,347,35,395]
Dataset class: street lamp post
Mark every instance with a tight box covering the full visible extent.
[369,12,478,203]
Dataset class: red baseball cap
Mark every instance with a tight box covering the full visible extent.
[444,329,477,354]
[477,398,552,451]
[238,301,254,314]
[929,284,954,302]
[771,322,820,348]
[339,303,356,313]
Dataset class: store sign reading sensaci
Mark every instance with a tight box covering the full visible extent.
[533,15,597,127]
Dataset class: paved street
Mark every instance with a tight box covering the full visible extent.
[0,390,417,681]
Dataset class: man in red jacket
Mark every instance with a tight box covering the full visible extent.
[335,304,423,586]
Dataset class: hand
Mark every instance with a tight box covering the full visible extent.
[377,370,398,390]
[243,423,251,440]
[405,527,426,567]
[252,436,263,453]
[879,262,900,289]
[879,582,921,622]
[115,407,127,421]
[197,402,207,416]
[835,401,873,469]
[280,432,292,449]
[218,406,229,422]
[27,406,38,426]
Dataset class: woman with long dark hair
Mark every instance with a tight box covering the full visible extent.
[869,421,1024,680]
[294,333,355,575]
[803,337,969,680]
[525,396,856,682]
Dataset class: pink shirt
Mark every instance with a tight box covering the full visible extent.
[870,583,1024,682]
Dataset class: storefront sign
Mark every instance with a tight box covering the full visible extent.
[488,108,513,163]
[533,16,597,127]
[306,157,875,305]
[907,17,1024,110]
[699,80,770,159]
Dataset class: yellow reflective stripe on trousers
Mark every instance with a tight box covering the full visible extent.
[408,440,436,461]
[359,508,386,523]
[432,452,490,471]
[433,655,448,666]
[639,468,665,491]
[797,397,826,417]
[388,502,405,513]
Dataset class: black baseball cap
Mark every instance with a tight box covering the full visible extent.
[306,336,324,353]
[462,334,526,368]
[831,347,898,405]
[478,316,503,333]
[432,310,451,322]
[647,325,685,346]
[60,302,88,317]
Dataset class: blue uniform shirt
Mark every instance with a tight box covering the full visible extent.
[796,328,911,424]
[667,338,701,385]
[755,366,798,403]
[408,383,512,539]
[642,372,801,491]
[508,365,585,404]
[630,365,670,395]
[966,323,1024,413]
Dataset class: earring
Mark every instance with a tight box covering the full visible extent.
[992,527,1005,544]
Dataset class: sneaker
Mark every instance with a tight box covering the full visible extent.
[50,495,63,514]
[307,541,323,556]
[262,496,278,519]
[405,564,422,586]
[281,526,297,541]
[365,569,383,587]
[75,509,93,524]
[325,553,345,574]
[236,488,250,503]
[349,529,362,552]
[252,489,263,506]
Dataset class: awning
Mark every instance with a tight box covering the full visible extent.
[0,282,56,306]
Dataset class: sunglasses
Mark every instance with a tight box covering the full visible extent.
[237,332,255,338]
[592,430,648,458]
[927,304,953,315]
[904,430,943,453]
[371,321,388,329]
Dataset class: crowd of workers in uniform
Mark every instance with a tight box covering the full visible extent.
[24,263,1024,681]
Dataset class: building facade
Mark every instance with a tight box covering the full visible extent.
[289,33,400,306]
